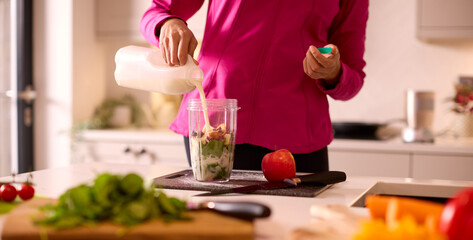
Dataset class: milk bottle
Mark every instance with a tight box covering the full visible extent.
[114,45,203,95]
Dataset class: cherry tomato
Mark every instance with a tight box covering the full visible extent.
[18,184,35,201]
[439,187,473,240]
[0,184,17,202]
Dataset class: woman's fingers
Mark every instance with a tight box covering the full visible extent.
[310,46,331,68]
[169,31,181,66]
[160,18,198,66]
[305,48,323,79]
[177,33,190,65]
[188,38,198,61]
[303,45,340,80]
[159,35,169,64]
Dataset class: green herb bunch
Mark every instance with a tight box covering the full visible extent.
[73,95,145,131]
[35,173,189,229]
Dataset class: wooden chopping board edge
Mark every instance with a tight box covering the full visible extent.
[1,198,254,240]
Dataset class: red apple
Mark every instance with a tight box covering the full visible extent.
[261,149,296,182]
[439,187,473,240]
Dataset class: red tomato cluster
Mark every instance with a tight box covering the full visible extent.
[0,183,35,202]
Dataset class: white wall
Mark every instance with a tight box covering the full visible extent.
[34,0,105,170]
[72,0,106,123]
[34,0,73,170]
[329,0,473,133]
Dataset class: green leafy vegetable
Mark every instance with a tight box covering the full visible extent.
[215,167,228,180]
[205,163,228,181]
[202,139,225,158]
[34,173,190,229]
[0,201,18,214]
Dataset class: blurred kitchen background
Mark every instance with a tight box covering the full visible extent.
[1,0,473,179]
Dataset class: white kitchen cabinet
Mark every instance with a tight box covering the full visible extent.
[412,154,473,181]
[329,151,410,178]
[95,0,149,42]
[417,0,473,39]
[73,130,473,181]
[74,129,188,167]
[95,0,207,42]
[329,138,473,180]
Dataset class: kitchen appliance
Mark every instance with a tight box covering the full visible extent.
[332,122,385,140]
[195,171,346,196]
[188,99,239,182]
[402,89,435,143]
[350,181,466,208]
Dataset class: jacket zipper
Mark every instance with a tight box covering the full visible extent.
[247,1,283,143]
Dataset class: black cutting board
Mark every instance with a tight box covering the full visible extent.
[153,169,331,198]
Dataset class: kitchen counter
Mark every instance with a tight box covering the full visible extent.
[330,137,473,156]
[1,162,472,239]
[75,129,473,180]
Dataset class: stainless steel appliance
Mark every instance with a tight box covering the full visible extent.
[402,89,435,143]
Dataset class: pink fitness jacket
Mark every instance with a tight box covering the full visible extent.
[141,0,368,153]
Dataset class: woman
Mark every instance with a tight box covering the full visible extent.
[140,0,369,172]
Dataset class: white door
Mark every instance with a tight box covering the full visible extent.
[0,0,35,176]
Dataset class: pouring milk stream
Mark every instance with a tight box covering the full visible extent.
[114,45,212,132]
[115,45,239,182]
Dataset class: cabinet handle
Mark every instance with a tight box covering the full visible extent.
[123,146,131,153]
[139,148,147,155]
[123,146,148,158]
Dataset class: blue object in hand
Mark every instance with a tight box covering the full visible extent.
[317,47,332,54]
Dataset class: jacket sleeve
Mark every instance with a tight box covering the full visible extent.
[140,0,205,47]
[315,0,369,101]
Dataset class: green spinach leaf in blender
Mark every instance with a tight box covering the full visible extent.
[202,139,225,158]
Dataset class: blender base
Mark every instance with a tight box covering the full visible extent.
[402,128,435,143]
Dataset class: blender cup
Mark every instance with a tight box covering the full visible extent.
[188,99,239,182]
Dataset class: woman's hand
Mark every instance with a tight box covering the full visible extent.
[159,18,199,66]
[303,44,341,87]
